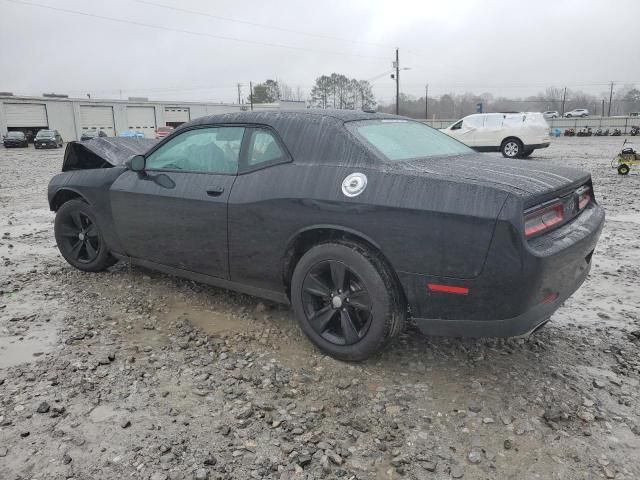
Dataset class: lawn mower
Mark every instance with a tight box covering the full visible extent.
[612,139,640,175]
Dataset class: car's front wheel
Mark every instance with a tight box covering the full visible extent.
[54,199,117,272]
[291,241,405,361]
[501,138,523,158]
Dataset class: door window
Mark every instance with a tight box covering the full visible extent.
[245,129,287,167]
[145,127,245,174]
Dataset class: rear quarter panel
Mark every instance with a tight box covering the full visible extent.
[228,163,509,292]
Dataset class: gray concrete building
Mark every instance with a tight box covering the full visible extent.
[0,94,306,141]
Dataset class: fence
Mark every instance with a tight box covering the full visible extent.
[422,116,640,133]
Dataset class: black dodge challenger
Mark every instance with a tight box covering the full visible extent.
[48,110,605,360]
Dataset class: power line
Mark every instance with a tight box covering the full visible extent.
[3,0,389,61]
[133,0,394,50]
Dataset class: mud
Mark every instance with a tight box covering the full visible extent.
[1,137,640,479]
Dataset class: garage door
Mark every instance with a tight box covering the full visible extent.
[4,103,48,127]
[79,106,114,135]
[127,107,156,138]
[164,107,190,126]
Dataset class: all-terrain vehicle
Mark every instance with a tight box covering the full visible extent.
[630,125,640,136]
[612,140,640,175]
[564,128,576,136]
[577,127,593,137]
[612,128,622,136]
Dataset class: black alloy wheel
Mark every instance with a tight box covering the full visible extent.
[54,199,117,272]
[59,210,100,264]
[301,260,373,345]
[291,241,405,361]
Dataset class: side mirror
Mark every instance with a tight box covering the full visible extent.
[125,154,146,172]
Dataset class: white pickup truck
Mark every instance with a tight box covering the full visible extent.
[441,112,550,158]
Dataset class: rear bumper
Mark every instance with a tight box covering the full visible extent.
[400,203,604,337]
[413,262,587,337]
[526,142,550,149]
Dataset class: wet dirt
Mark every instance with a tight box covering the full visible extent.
[1,138,640,479]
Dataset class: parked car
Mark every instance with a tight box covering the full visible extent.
[48,111,604,361]
[543,111,559,119]
[155,126,174,139]
[119,130,144,138]
[564,109,589,118]
[80,130,108,141]
[630,112,640,117]
[3,131,28,148]
[34,129,63,149]
[441,112,550,158]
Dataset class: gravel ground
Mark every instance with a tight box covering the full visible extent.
[1,137,640,480]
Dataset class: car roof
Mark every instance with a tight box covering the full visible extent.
[182,109,397,129]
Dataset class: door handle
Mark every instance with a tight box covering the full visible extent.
[206,185,225,196]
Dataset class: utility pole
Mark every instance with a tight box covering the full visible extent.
[561,87,567,116]
[607,81,614,117]
[425,84,429,119]
[237,83,242,105]
[395,48,400,115]
[601,99,605,117]
[249,81,254,111]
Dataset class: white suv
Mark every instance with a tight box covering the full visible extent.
[441,112,550,158]
[564,109,589,117]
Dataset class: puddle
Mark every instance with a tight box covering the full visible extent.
[0,319,58,368]
[163,300,251,335]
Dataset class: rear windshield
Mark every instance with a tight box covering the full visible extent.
[6,132,24,138]
[347,119,472,161]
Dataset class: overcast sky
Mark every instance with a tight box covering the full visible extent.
[1,0,639,104]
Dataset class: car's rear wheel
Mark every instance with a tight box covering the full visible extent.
[54,199,117,272]
[501,138,523,158]
[618,164,630,175]
[291,241,405,361]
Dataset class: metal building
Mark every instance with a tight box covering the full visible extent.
[0,95,306,141]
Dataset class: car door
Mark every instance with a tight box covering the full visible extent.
[110,125,246,278]
[227,126,293,290]
[474,114,503,148]
[446,116,482,147]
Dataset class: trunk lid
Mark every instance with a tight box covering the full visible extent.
[385,153,590,206]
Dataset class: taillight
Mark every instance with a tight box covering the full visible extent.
[524,202,564,237]
[577,186,591,210]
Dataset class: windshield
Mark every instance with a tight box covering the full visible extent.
[36,131,55,138]
[348,119,473,161]
[6,132,23,138]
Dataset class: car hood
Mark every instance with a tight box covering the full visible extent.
[62,137,158,171]
[379,153,590,202]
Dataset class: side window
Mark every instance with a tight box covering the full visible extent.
[145,127,244,174]
[450,120,463,130]
[484,115,503,129]
[245,129,286,167]
[463,115,484,129]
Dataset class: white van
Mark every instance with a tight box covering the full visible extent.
[441,112,550,158]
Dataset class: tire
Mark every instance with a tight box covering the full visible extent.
[501,138,523,158]
[566,114,572,118]
[618,164,630,175]
[522,148,535,158]
[290,240,405,361]
[54,199,117,272]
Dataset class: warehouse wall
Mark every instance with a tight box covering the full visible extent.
[1,97,298,141]
[45,101,76,142]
